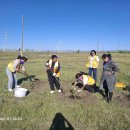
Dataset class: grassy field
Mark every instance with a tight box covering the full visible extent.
[0,52,130,130]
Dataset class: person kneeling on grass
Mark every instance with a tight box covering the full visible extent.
[72,72,95,93]
[45,55,61,94]
[6,55,28,92]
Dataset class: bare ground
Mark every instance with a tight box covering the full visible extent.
[31,80,97,104]
[113,91,130,108]
[30,80,49,92]
[30,80,130,107]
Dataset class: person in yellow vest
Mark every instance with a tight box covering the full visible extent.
[86,50,99,82]
[6,56,28,92]
[45,55,61,94]
[73,72,95,92]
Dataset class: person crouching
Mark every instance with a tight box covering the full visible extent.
[45,55,61,94]
[73,72,95,93]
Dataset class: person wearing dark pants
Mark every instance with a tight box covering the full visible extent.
[100,54,119,102]
[47,69,60,91]
[86,50,99,82]
[45,55,61,94]
[103,80,113,102]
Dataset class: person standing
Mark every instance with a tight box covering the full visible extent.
[6,56,28,92]
[45,55,61,94]
[100,54,119,102]
[86,50,99,82]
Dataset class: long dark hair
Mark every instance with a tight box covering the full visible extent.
[102,53,112,60]
[51,55,58,59]
[90,50,96,56]
[75,73,82,79]
[75,72,88,79]
[17,55,28,62]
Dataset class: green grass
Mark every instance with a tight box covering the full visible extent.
[0,52,130,130]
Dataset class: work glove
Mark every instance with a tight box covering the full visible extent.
[45,63,49,66]
[53,73,56,77]
[45,63,50,69]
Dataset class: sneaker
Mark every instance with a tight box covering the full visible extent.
[58,89,62,93]
[15,85,20,88]
[77,89,82,92]
[8,89,13,92]
[50,91,54,94]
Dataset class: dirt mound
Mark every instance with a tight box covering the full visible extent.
[114,92,130,108]
[57,90,97,104]
[31,80,97,104]
[31,80,49,92]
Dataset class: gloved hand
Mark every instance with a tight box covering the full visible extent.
[45,63,49,67]
[53,73,56,77]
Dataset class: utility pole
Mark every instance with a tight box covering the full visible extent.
[21,15,24,56]
[3,32,7,52]
[117,43,119,53]
[97,38,100,55]
[56,44,59,53]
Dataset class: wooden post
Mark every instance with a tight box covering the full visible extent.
[21,15,24,56]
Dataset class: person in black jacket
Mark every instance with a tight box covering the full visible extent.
[45,55,61,94]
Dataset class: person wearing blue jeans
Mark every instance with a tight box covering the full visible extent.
[88,68,97,82]
[86,50,99,82]
[6,56,28,92]
[6,68,17,91]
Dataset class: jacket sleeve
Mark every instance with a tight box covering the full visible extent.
[13,59,20,70]
[112,61,119,72]
[55,62,60,73]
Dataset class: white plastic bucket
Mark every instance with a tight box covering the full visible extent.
[14,88,28,97]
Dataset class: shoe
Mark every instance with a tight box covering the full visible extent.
[50,91,54,94]
[15,85,20,88]
[58,89,61,93]
[8,89,13,92]
[77,89,82,92]
[107,98,109,102]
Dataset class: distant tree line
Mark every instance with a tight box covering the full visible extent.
[1,48,130,54]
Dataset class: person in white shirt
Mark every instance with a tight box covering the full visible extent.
[6,56,28,92]
[86,50,99,82]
